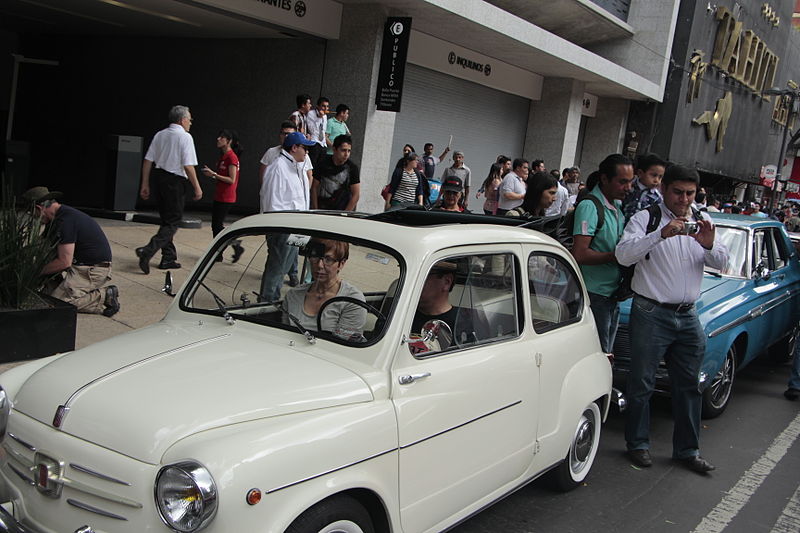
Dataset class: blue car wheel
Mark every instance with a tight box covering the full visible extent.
[702,344,736,419]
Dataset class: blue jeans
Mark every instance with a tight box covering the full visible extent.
[260,234,298,302]
[588,292,620,353]
[790,337,800,390]
[625,296,705,459]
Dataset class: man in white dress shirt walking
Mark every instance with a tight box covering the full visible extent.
[136,105,202,274]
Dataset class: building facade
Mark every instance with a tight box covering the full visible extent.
[1,0,680,213]
[627,0,800,207]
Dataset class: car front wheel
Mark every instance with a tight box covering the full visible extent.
[548,402,601,491]
[286,495,375,533]
[702,345,736,419]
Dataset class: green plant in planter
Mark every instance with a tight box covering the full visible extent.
[0,180,57,310]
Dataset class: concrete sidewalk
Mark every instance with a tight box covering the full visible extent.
[74,214,222,349]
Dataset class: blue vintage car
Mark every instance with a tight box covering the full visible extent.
[613,213,800,418]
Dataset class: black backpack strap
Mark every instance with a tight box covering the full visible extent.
[586,195,605,231]
[645,204,662,234]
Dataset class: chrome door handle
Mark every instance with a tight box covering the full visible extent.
[398,372,431,385]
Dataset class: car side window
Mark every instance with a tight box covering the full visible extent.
[769,228,788,269]
[528,253,583,333]
[408,253,521,357]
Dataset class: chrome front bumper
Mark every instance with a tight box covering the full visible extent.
[0,504,95,533]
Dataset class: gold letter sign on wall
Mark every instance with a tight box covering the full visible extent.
[693,91,733,152]
[710,6,778,94]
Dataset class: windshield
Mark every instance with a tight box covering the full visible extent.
[181,229,402,346]
[706,226,748,278]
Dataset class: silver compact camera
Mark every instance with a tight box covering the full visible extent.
[679,221,700,235]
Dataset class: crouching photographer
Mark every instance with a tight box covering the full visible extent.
[615,165,728,474]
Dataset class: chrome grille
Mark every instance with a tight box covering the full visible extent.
[3,429,144,524]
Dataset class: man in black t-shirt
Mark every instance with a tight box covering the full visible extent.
[412,260,476,347]
[311,134,360,211]
[24,187,120,317]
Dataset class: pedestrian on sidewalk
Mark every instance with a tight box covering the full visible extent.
[136,105,202,274]
[24,187,120,317]
[201,129,244,262]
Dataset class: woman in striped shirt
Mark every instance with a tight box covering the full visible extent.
[385,152,424,210]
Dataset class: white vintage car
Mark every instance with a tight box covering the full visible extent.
[0,209,612,533]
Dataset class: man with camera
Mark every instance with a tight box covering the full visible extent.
[616,165,728,474]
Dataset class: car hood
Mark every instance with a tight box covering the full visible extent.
[696,275,742,310]
[11,322,373,464]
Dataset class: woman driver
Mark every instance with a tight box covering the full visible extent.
[284,238,367,340]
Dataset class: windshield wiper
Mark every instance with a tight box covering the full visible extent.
[279,301,316,344]
[704,269,723,278]
[198,281,235,325]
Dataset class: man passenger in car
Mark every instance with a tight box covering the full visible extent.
[412,261,475,346]
[616,165,728,474]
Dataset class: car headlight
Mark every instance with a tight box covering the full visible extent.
[0,386,10,443]
[155,461,217,532]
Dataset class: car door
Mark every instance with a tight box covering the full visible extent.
[757,227,798,348]
[746,227,793,360]
[525,249,590,445]
[392,247,538,533]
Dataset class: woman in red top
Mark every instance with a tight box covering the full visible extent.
[202,129,244,262]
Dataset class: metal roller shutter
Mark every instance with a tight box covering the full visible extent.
[390,64,530,189]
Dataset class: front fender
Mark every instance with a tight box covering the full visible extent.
[160,400,399,533]
[0,354,64,402]
[701,327,747,389]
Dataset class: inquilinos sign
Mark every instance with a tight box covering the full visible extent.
[375,17,412,112]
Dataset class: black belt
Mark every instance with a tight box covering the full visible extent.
[74,261,111,267]
[635,293,694,312]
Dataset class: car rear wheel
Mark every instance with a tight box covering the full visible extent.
[286,495,375,533]
[547,402,601,491]
[702,345,736,419]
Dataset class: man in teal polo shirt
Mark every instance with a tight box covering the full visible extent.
[572,154,634,354]
[325,104,351,155]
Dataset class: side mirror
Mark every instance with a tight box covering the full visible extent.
[407,319,453,355]
[755,261,771,281]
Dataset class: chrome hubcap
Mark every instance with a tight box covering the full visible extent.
[709,351,734,407]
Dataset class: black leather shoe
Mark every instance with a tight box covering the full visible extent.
[627,449,652,468]
[231,242,245,264]
[135,247,150,275]
[680,455,715,474]
[785,388,800,401]
[158,261,182,270]
[102,285,120,317]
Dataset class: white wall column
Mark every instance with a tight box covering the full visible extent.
[580,97,629,173]
[321,4,397,213]
[524,77,585,172]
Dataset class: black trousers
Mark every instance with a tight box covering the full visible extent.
[142,169,187,262]
[211,201,233,237]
